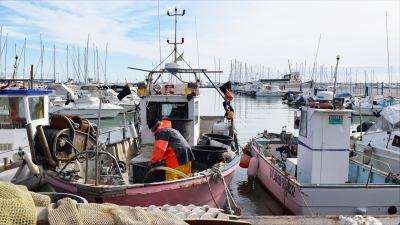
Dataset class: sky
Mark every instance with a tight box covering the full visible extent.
[0,0,399,83]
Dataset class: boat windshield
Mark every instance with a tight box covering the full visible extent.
[0,97,27,129]
[147,102,188,122]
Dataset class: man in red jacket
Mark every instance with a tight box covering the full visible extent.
[148,119,194,180]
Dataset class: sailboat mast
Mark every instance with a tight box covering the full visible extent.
[53,44,56,82]
[385,11,391,95]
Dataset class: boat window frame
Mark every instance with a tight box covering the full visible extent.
[0,96,27,129]
[299,110,307,137]
[28,96,45,121]
[146,101,189,123]
[194,101,199,124]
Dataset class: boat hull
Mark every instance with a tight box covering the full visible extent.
[250,145,400,215]
[44,157,239,207]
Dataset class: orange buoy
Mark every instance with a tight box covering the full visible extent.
[247,157,259,177]
[239,154,251,168]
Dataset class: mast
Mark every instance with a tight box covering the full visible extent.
[23,38,26,77]
[53,44,56,82]
[40,34,43,82]
[66,45,69,81]
[104,43,108,84]
[167,7,185,61]
[385,11,391,95]
[311,34,322,82]
[0,25,2,76]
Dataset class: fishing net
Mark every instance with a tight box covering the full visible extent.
[0,181,187,225]
[48,198,188,225]
[0,181,50,225]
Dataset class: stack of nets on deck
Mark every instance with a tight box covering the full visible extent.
[0,181,188,225]
[0,181,51,225]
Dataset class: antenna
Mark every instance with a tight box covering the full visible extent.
[333,54,340,98]
[167,7,185,62]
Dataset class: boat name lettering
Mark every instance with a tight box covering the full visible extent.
[270,169,295,197]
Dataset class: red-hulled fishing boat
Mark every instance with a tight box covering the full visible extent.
[29,7,240,213]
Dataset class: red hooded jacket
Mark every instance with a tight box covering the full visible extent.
[151,120,195,168]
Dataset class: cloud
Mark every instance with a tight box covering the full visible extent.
[0,0,398,82]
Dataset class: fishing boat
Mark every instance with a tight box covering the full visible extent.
[30,8,240,212]
[243,103,400,215]
[352,105,400,174]
[0,88,52,189]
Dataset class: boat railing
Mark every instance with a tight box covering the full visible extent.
[99,127,129,144]
[352,151,393,174]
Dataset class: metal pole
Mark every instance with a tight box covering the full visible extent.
[94,90,102,186]
[332,55,340,99]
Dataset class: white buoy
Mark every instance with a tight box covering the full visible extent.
[179,206,188,212]
[201,213,215,219]
[129,121,138,138]
[161,204,170,211]
[147,205,157,212]
[187,204,195,210]
[176,212,186,219]
[247,157,259,177]
[216,212,230,220]
[174,204,183,211]
[207,208,220,216]
[187,213,200,219]
[183,210,192,217]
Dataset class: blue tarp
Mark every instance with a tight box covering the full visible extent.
[335,92,352,98]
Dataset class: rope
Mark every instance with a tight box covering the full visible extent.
[203,174,220,209]
[300,190,314,216]
[209,165,241,216]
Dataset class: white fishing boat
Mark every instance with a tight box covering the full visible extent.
[244,103,400,215]
[352,105,400,174]
[0,89,52,189]
[256,85,284,97]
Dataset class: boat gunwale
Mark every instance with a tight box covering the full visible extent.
[44,155,240,191]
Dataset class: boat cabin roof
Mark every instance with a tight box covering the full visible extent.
[0,89,53,96]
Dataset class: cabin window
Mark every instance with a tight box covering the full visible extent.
[194,101,199,124]
[299,110,307,137]
[147,102,188,123]
[0,97,27,129]
[28,97,44,120]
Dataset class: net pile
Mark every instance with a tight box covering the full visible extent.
[48,198,188,225]
[0,181,50,225]
[1,181,188,225]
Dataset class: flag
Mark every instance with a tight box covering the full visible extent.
[117,85,132,101]
[175,52,184,62]
[219,81,233,101]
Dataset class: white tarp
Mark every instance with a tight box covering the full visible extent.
[380,105,400,125]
